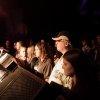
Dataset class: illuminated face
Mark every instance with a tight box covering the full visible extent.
[20,47,26,57]
[16,42,21,50]
[62,58,74,76]
[35,45,41,58]
[55,39,67,53]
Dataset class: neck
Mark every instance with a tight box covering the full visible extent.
[62,49,69,55]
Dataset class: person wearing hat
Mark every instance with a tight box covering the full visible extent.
[48,31,72,89]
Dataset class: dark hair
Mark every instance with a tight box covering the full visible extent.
[63,49,93,82]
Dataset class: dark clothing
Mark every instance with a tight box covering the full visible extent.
[95,45,100,69]
[50,80,99,100]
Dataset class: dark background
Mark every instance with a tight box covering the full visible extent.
[0,0,100,44]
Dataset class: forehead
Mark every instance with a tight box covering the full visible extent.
[63,58,72,67]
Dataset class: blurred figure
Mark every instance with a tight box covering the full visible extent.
[94,34,100,81]
[26,45,35,71]
[81,38,95,62]
[91,39,97,50]
[16,46,27,68]
[27,45,35,64]
[15,41,27,68]
[81,39,91,53]
[5,40,11,52]
[0,40,14,56]
[15,41,24,58]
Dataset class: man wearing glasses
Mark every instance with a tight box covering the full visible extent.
[48,31,73,89]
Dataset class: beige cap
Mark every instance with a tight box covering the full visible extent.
[52,36,69,41]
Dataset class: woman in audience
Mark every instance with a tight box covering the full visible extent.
[26,45,36,71]
[16,46,27,68]
[51,49,98,100]
[27,45,35,64]
[33,41,54,81]
[15,41,24,58]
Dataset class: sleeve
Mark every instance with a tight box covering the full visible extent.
[43,59,53,80]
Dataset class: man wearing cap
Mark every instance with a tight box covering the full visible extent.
[48,31,72,89]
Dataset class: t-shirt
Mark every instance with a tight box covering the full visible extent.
[48,56,72,89]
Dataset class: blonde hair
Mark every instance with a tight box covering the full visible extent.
[27,45,35,63]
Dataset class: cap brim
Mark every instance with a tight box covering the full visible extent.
[52,37,60,40]
[52,36,69,41]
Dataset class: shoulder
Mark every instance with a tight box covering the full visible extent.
[45,58,53,64]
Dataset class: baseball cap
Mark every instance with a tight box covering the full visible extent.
[52,31,70,41]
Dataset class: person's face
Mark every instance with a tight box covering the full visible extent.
[35,45,41,58]
[6,40,10,47]
[20,47,26,57]
[62,58,74,76]
[55,39,67,53]
[16,42,21,50]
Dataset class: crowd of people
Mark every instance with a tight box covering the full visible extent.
[0,31,100,100]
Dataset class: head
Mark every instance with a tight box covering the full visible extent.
[81,39,89,46]
[16,41,24,51]
[20,46,26,57]
[62,49,87,78]
[35,41,47,58]
[5,40,10,47]
[27,45,35,59]
[52,31,72,54]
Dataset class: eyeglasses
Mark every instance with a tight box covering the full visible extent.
[56,39,71,46]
